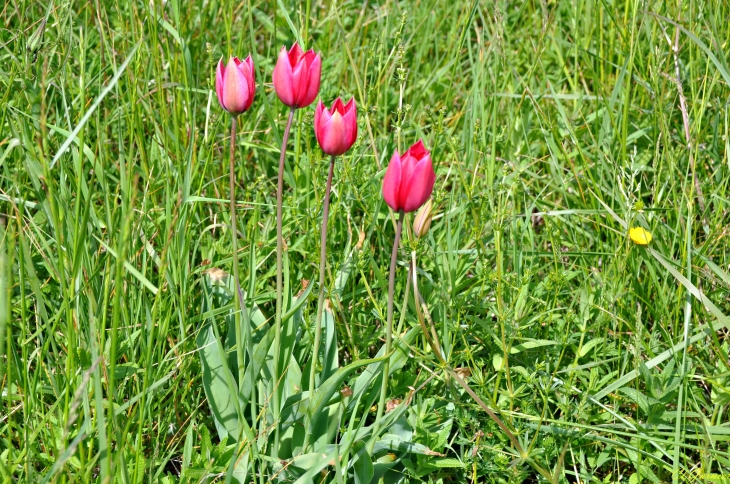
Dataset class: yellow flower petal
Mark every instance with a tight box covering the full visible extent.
[629,227,652,245]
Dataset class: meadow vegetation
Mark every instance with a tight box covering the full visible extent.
[2,0,730,482]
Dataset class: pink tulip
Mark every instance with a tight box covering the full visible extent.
[382,140,435,213]
[314,98,357,156]
[216,55,256,115]
[272,43,321,109]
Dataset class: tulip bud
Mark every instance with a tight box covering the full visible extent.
[382,140,435,213]
[272,43,322,108]
[216,56,256,116]
[413,199,433,238]
[314,97,357,156]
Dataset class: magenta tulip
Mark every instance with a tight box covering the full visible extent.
[216,55,255,115]
[382,140,435,213]
[314,98,357,156]
[272,42,321,109]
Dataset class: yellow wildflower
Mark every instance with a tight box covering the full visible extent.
[629,227,652,245]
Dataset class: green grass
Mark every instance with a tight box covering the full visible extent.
[2,0,730,482]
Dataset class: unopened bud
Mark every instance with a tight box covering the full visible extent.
[26,17,47,54]
[413,199,433,238]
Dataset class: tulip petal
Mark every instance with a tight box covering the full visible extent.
[398,154,418,204]
[401,155,435,213]
[216,59,226,111]
[223,57,250,115]
[300,52,321,108]
[343,98,357,148]
[291,58,309,107]
[331,97,345,114]
[382,151,402,211]
[243,54,256,102]
[288,42,304,65]
[314,100,324,133]
[234,56,255,112]
[407,139,428,160]
[273,46,295,107]
[319,104,333,127]
[319,111,349,155]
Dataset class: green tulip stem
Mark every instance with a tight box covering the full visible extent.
[228,116,247,395]
[273,107,295,456]
[370,210,405,451]
[309,155,336,398]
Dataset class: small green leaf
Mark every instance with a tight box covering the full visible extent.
[578,337,602,357]
[492,353,503,371]
[431,458,464,469]
[510,339,557,354]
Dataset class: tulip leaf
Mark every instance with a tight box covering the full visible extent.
[321,307,338,383]
[290,448,337,484]
[305,356,387,437]
[197,282,240,442]
[239,323,276,408]
[268,269,310,412]
[348,327,419,415]
[282,279,313,323]
[353,447,374,484]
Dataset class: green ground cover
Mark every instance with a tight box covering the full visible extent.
[2,0,730,482]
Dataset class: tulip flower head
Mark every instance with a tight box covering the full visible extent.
[314,98,358,156]
[216,55,256,116]
[273,42,322,108]
[382,140,435,213]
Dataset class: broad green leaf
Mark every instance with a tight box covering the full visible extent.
[291,448,338,484]
[197,282,239,441]
[306,356,387,436]
[348,327,419,414]
[240,323,276,408]
[353,448,374,484]
[321,307,338,383]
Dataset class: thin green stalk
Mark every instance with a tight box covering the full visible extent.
[303,0,312,46]
[411,251,442,360]
[369,210,405,452]
[229,116,246,398]
[310,155,336,396]
[273,107,295,456]
[673,203,692,484]
[245,195,259,433]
